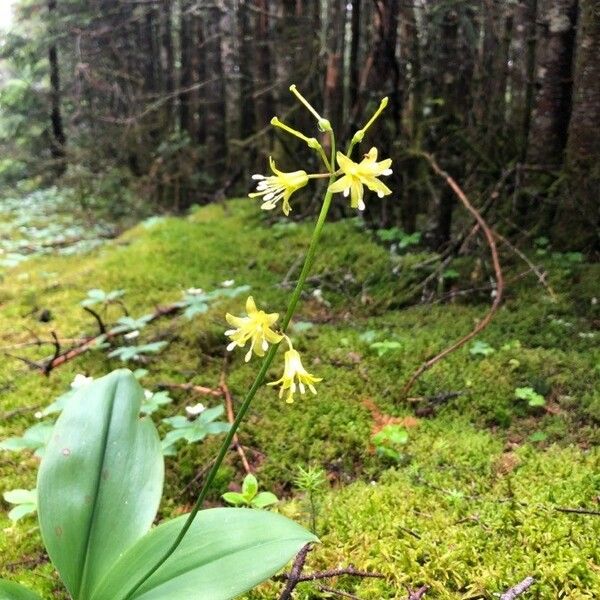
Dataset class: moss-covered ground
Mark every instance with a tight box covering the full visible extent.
[1,199,598,598]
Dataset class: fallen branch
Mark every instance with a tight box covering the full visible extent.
[407,585,429,600]
[401,153,504,396]
[278,544,313,600]
[158,382,224,397]
[20,301,183,375]
[555,506,600,516]
[219,365,252,474]
[500,576,535,600]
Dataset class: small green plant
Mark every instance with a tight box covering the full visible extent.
[0,422,54,457]
[161,405,231,456]
[370,340,402,357]
[110,314,154,334]
[469,340,496,357]
[222,474,279,509]
[108,341,168,362]
[376,227,421,250]
[3,488,37,523]
[180,285,250,320]
[515,386,546,407]
[140,390,173,416]
[81,288,125,308]
[372,424,408,461]
[294,465,328,534]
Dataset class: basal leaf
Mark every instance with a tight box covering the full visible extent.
[91,508,317,600]
[0,580,43,600]
[37,369,164,600]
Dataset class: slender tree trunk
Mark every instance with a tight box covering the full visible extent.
[179,0,194,137]
[349,0,361,117]
[203,4,227,184]
[521,0,539,160]
[238,0,256,140]
[161,0,175,126]
[323,0,346,135]
[553,0,600,252]
[48,0,66,173]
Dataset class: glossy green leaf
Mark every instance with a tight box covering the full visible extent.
[0,581,43,600]
[91,508,318,600]
[242,474,258,499]
[37,369,164,600]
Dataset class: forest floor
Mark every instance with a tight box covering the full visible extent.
[0,197,599,599]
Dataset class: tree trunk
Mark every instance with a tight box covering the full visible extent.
[553,0,600,252]
[48,0,66,173]
[179,0,194,137]
[323,0,346,135]
[203,4,227,184]
[161,0,176,126]
[525,0,578,167]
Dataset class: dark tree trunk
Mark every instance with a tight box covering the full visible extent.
[179,0,194,137]
[253,0,275,131]
[521,0,539,160]
[48,0,66,173]
[238,0,255,140]
[323,0,346,134]
[161,0,176,126]
[203,4,227,183]
[349,0,361,117]
[525,0,578,167]
[553,0,600,252]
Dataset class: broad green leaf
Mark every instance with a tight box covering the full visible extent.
[0,580,43,600]
[37,369,164,600]
[8,503,37,523]
[91,508,318,600]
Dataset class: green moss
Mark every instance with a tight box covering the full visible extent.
[0,198,598,598]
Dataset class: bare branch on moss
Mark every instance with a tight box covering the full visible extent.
[220,358,252,475]
[278,543,313,600]
[555,506,600,516]
[401,152,504,397]
[82,305,107,334]
[500,576,536,599]
[407,585,429,599]
[158,382,224,397]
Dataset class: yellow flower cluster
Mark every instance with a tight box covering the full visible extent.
[249,86,392,215]
[225,297,321,404]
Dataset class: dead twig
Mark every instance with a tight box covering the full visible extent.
[219,361,252,474]
[555,506,600,516]
[500,576,535,600]
[401,153,504,396]
[27,301,183,375]
[407,585,429,599]
[158,382,224,397]
[278,544,313,600]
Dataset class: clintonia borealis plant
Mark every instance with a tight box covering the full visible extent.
[0,85,392,600]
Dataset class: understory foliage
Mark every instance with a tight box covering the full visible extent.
[0,0,598,250]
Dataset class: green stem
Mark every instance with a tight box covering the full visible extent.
[123,139,337,600]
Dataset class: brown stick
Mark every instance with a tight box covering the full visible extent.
[401,153,504,396]
[555,506,600,516]
[278,544,313,600]
[32,301,183,374]
[500,576,535,600]
[158,382,224,398]
[407,585,430,600]
[219,369,252,474]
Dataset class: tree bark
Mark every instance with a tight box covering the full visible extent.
[554,0,600,252]
[203,4,227,183]
[179,0,195,137]
[323,0,346,135]
[526,0,578,167]
[48,0,66,173]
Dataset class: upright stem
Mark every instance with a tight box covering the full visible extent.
[123,140,337,600]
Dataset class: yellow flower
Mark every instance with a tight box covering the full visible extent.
[268,348,322,404]
[328,147,393,210]
[249,157,309,216]
[225,296,283,362]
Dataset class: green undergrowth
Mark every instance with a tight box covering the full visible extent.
[0,198,598,598]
